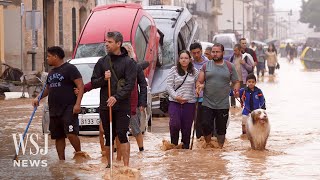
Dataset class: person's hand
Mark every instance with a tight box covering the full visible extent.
[32,97,39,107]
[196,84,204,96]
[175,96,188,104]
[107,96,117,107]
[139,106,145,112]
[73,104,81,114]
[74,88,79,95]
[105,70,111,80]
[233,89,240,98]
[240,59,245,64]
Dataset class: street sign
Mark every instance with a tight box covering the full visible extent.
[26,10,42,30]
[20,3,24,16]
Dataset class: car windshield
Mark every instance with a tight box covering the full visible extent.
[75,43,106,58]
[74,63,95,84]
[156,21,175,67]
[146,9,180,68]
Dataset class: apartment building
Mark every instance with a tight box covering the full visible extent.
[1,0,95,72]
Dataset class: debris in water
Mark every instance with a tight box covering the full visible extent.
[160,140,183,151]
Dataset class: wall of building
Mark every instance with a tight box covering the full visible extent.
[4,7,21,69]
[2,0,96,73]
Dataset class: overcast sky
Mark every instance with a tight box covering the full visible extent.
[273,0,302,11]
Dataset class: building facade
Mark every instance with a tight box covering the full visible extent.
[219,0,274,41]
[2,0,95,73]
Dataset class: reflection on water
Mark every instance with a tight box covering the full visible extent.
[1,58,320,179]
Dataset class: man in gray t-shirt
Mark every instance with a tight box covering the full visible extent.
[196,43,240,148]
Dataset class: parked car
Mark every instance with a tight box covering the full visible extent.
[70,3,158,131]
[42,57,151,135]
[144,5,198,115]
[212,33,237,49]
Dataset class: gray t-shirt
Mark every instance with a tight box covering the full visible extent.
[201,61,239,109]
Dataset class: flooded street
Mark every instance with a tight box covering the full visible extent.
[1,57,320,179]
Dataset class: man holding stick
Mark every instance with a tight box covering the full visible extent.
[91,31,136,167]
[33,46,84,160]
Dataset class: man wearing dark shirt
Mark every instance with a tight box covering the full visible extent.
[33,46,84,160]
[91,31,136,167]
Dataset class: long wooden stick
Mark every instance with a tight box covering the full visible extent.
[108,78,113,176]
[190,96,200,150]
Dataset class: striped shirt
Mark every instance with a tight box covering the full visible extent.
[166,66,199,103]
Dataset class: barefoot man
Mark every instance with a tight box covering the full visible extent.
[196,43,240,148]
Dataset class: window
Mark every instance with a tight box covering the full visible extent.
[135,28,147,62]
[134,16,152,62]
[72,8,76,50]
[59,0,63,46]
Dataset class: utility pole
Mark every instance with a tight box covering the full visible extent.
[263,0,268,40]
[233,0,235,33]
[43,0,48,72]
[252,0,255,40]
[242,0,245,37]
[20,2,24,71]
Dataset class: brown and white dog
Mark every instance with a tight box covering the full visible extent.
[246,109,270,150]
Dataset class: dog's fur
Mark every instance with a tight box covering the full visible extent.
[246,109,270,150]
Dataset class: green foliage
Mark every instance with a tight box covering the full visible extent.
[300,0,320,28]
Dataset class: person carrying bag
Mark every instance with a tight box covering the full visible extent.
[166,50,199,149]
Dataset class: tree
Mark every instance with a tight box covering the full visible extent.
[300,0,320,28]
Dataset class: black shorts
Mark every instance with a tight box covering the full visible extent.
[49,105,79,139]
[201,106,229,136]
[100,109,130,145]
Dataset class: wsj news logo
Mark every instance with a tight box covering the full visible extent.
[12,133,48,167]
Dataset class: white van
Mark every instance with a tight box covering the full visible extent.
[212,33,237,49]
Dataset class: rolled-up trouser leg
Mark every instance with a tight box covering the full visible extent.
[168,101,181,145]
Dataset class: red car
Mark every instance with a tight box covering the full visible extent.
[72,3,160,85]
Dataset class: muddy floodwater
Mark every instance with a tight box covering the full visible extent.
[1,57,320,179]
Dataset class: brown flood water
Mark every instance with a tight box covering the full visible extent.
[1,57,320,179]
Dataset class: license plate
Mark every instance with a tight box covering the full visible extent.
[80,117,100,125]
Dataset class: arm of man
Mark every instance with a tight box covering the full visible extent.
[230,64,240,97]
[91,58,107,89]
[196,66,205,96]
[73,78,84,114]
[32,85,49,107]
[137,65,148,108]
[258,90,266,109]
